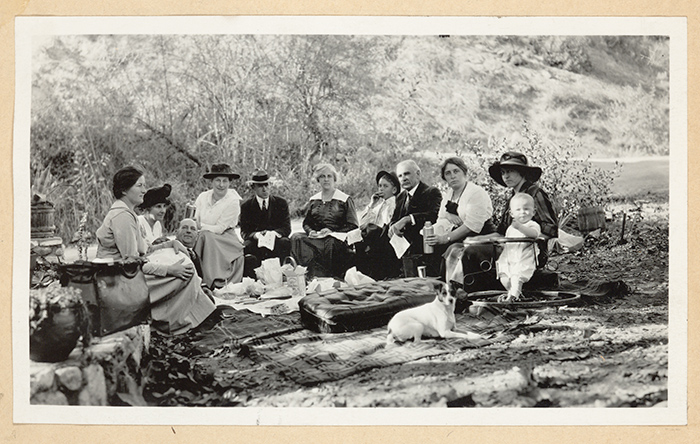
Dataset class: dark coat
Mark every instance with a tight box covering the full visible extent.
[239,195,292,242]
[389,181,443,254]
[497,181,559,239]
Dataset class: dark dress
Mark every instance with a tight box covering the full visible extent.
[290,189,359,279]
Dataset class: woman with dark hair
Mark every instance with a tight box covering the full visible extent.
[355,170,400,279]
[422,156,494,282]
[425,157,495,249]
[447,152,558,290]
[193,163,245,289]
[95,166,216,335]
[358,170,400,232]
[137,183,171,246]
[487,152,558,240]
[291,163,359,279]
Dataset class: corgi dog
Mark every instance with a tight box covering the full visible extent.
[386,283,481,345]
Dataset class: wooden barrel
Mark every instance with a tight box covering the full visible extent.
[577,206,606,232]
[31,202,56,238]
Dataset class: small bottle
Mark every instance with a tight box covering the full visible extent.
[185,203,197,219]
[423,221,434,254]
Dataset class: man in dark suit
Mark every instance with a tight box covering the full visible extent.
[175,218,214,300]
[239,170,292,274]
[386,159,443,277]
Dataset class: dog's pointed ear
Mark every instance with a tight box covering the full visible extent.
[437,283,449,302]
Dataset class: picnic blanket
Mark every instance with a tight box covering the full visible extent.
[194,304,537,385]
[189,277,627,386]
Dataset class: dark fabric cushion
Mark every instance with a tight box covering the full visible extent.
[299,278,444,333]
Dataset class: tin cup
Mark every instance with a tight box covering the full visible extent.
[185,204,197,219]
[417,265,427,278]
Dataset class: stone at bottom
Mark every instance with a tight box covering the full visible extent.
[55,366,83,392]
[32,390,69,405]
[78,364,107,406]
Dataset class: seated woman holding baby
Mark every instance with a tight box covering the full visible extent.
[446,152,558,300]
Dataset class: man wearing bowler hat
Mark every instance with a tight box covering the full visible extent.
[239,169,292,272]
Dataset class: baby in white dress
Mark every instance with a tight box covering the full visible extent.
[496,193,541,302]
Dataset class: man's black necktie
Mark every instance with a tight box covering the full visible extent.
[402,192,411,216]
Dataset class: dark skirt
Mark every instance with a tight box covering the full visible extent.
[354,225,403,281]
[290,233,354,279]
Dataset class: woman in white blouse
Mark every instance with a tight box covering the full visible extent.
[137,184,171,246]
[194,163,245,289]
[358,170,399,232]
[355,170,400,280]
[425,157,495,280]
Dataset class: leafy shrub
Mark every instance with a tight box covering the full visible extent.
[453,123,620,229]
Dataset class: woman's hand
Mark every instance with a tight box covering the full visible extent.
[167,257,194,280]
[318,228,331,236]
[445,213,463,227]
[171,239,189,255]
[428,233,454,246]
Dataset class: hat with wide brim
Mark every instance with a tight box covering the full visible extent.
[376,170,400,194]
[246,169,272,186]
[140,184,171,209]
[203,163,240,180]
[488,152,543,187]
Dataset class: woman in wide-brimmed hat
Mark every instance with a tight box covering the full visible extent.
[487,151,557,239]
[95,167,215,335]
[444,152,558,292]
[137,183,171,245]
[193,163,245,289]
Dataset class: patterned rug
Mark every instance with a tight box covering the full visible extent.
[243,305,538,385]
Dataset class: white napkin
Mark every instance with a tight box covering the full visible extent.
[345,228,363,245]
[389,233,411,259]
[257,231,277,251]
[329,232,348,242]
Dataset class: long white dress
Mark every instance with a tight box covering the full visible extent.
[496,220,541,283]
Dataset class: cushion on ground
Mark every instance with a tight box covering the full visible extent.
[298,278,444,333]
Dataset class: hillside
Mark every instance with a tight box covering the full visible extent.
[30,35,670,236]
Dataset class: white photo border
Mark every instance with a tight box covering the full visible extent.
[13,15,688,426]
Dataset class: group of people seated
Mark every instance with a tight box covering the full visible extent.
[94,150,558,335]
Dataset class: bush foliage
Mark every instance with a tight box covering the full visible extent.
[30,35,664,240]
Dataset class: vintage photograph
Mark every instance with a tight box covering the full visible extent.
[13,16,686,425]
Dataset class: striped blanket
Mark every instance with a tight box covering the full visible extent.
[194,304,537,385]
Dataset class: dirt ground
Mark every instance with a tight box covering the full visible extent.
[143,200,670,408]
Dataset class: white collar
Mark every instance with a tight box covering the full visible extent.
[406,183,420,197]
[310,189,349,202]
[255,195,269,208]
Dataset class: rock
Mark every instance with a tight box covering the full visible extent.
[78,364,107,406]
[30,364,55,396]
[31,390,69,405]
[56,366,83,392]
